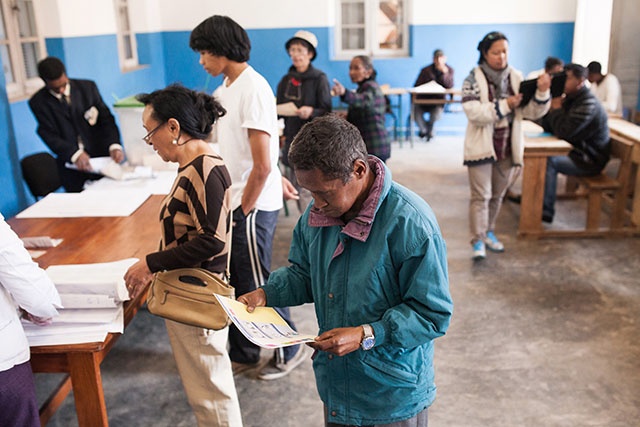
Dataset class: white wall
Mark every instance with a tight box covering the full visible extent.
[410,0,576,25]
[36,0,579,38]
[37,0,117,37]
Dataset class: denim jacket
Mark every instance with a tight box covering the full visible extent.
[263,157,453,425]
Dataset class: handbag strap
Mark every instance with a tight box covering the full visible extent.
[224,216,232,282]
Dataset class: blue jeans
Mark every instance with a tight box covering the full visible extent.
[228,208,300,364]
[543,155,603,218]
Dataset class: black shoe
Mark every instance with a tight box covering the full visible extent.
[418,131,427,139]
[542,214,553,223]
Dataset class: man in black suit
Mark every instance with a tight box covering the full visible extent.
[28,57,124,192]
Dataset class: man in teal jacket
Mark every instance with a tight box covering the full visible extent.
[239,114,453,426]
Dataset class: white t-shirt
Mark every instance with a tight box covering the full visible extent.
[591,74,623,115]
[214,66,283,212]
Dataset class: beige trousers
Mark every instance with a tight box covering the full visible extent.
[165,320,243,427]
[467,159,517,244]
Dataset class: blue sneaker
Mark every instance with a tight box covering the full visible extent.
[484,231,505,252]
[472,241,486,260]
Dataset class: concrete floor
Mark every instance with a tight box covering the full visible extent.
[36,135,640,426]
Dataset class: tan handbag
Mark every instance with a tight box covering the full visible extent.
[147,268,235,330]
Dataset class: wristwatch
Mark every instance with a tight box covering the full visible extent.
[361,324,375,350]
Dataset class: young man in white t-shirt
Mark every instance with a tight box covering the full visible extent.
[190,15,307,382]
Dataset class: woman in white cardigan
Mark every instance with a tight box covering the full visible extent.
[0,214,61,426]
[462,31,551,260]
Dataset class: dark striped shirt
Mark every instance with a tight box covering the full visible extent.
[146,154,232,274]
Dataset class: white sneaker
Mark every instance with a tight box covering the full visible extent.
[484,231,505,252]
[472,241,486,260]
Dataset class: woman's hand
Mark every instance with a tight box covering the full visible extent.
[506,93,523,110]
[21,309,53,326]
[237,288,267,312]
[331,79,346,97]
[124,259,153,298]
[297,106,314,120]
[536,72,552,92]
[307,326,363,356]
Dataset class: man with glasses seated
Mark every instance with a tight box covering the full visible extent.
[28,57,124,192]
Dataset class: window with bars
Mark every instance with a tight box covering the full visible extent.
[336,0,408,59]
[114,0,138,70]
[1,0,46,101]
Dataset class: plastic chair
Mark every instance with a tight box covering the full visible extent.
[20,152,62,199]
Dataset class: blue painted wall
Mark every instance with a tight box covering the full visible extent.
[0,21,573,217]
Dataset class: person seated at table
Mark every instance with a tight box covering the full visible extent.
[462,31,551,260]
[277,30,332,212]
[587,61,623,116]
[28,57,125,192]
[331,55,391,162]
[123,84,242,426]
[0,214,61,427]
[526,56,565,79]
[540,63,610,223]
[412,49,455,141]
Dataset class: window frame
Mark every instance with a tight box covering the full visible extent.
[1,0,47,101]
[114,0,138,71]
[334,0,409,60]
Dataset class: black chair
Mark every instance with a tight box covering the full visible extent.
[20,152,62,199]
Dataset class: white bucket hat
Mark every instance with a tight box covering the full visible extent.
[285,30,318,60]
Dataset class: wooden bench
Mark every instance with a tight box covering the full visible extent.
[562,136,635,235]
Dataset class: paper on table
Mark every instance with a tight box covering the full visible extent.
[65,156,112,173]
[46,258,138,302]
[83,170,176,195]
[15,190,149,218]
[215,295,316,348]
[277,102,299,117]
[21,236,63,248]
[411,81,446,93]
[23,304,125,346]
[60,293,118,309]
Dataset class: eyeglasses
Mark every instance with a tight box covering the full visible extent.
[142,122,166,145]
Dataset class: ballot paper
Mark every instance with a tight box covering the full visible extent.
[23,259,136,346]
[215,295,316,348]
[45,258,137,302]
[21,236,63,248]
[277,102,299,117]
[65,157,154,181]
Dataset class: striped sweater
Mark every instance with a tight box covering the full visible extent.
[146,154,232,274]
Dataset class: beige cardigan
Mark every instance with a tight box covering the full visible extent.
[462,66,550,165]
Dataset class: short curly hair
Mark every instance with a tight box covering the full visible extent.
[288,114,368,184]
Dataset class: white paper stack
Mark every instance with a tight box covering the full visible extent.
[23,258,138,346]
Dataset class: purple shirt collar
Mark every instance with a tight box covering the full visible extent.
[308,156,386,243]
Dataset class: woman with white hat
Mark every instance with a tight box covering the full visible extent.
[276,30,331,211]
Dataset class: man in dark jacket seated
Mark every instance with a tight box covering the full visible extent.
[29,57,124,192]
[540,63,610,223]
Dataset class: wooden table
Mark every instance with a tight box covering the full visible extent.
[608,117,640,226]
[381,86,407,143]
[518,127,572,238]
[408,88,461,146]
[8,195,163,426]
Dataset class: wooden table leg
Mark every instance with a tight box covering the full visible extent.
[68,352,108,427]
[519,156,547,237]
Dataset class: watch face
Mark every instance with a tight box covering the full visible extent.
[362,337,375,350]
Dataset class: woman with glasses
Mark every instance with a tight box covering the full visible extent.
[276,30,332,211]
[124,84,243,426]
[462,31,551,260]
